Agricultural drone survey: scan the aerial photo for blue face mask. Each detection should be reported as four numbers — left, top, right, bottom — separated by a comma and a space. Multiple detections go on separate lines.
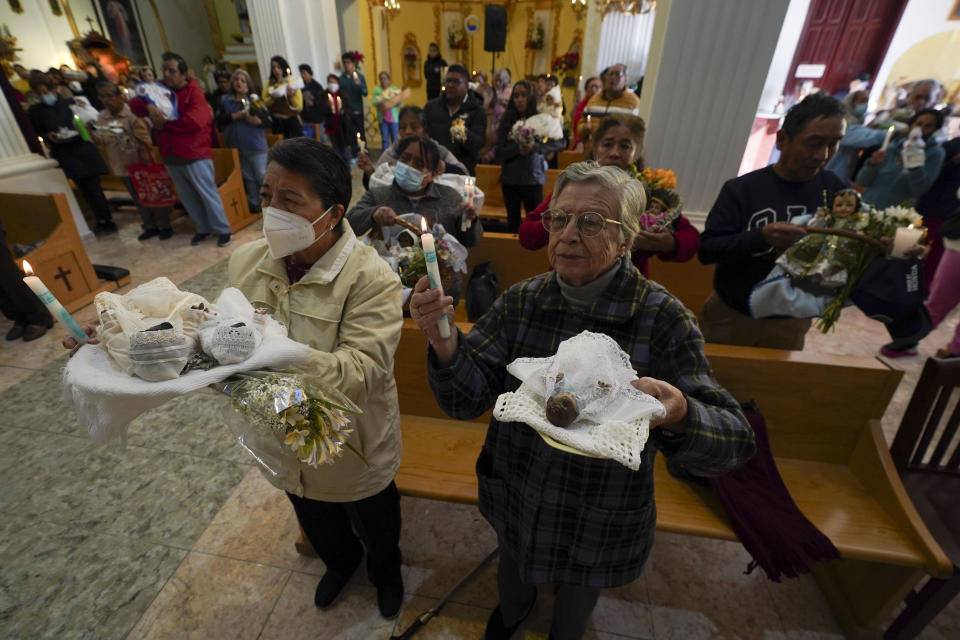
41, 93, 57, 106
853, 102, 867, 116
394, 161, 425, 193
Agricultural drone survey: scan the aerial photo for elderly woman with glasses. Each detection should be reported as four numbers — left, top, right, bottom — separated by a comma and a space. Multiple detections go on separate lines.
409, 162, 755, 640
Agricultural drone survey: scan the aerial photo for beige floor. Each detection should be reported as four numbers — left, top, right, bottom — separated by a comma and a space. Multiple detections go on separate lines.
2, 197, 959, 639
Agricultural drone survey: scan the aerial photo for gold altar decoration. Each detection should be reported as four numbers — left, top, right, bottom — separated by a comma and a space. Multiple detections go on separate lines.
595, 0, 656, 16
401, 32, 422, 87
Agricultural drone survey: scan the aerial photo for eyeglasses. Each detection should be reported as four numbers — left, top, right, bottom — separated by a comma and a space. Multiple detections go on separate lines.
605, 71, 626, 78
542, 209, 622, 237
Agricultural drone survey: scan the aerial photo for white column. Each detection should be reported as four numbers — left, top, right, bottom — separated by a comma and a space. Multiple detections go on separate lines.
639, 0, 792, 225
248, 0, 343, 86
0, 90, 94, 241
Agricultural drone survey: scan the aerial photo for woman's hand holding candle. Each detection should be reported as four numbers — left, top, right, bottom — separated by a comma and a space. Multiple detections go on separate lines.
62, 324, 100, 357
419, 218, 451, 339
410, 277, 456, 365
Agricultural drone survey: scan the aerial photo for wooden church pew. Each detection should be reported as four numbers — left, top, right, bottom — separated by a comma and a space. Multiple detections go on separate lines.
0, 191, 124, 312
389, 319, 951, 638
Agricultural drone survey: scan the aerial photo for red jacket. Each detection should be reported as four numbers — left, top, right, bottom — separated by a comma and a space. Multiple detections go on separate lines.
517, 192, 701, 278
152, 78, 214, 161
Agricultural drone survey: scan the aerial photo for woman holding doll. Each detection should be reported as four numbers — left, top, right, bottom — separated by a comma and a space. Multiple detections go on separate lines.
495, 80, 568, 233
65, 139, 406, 620
518, 114, 700, 278
410, 162, 754, 640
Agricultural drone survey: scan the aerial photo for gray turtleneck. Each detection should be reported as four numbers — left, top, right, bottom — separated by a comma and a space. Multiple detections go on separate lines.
556, 256, 626, 310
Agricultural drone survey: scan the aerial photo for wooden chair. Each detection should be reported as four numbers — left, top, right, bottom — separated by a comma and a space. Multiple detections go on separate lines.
885, 357, 960, 639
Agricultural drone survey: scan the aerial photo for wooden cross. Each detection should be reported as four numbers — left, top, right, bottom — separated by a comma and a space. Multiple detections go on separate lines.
54, 265, 73, 291
231, 198, 239, 216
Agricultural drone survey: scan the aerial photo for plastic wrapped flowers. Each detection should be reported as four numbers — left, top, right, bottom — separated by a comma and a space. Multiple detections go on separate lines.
221, 371, 364, 469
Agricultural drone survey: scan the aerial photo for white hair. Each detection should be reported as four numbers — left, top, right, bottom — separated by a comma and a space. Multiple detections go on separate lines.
552, 161, 646, 245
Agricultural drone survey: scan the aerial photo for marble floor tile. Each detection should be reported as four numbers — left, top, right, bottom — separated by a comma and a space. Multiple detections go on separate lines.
399, 497, 500, 609
589, 577, 655, 638
0, 512, 186, 640
125, 390, 253, 465
0, 364, 35, 392
0, 426, 249, 549
762, 573, 844, 638
193, 467, 323, 573
126, 551, 288, 640
0, 361, 81, 434
258, 570, 395, 640
644, 532, 787, 640
390, 595, 492, 640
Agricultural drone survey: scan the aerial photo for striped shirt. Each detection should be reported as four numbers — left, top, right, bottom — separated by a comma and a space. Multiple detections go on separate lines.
428, 264, 756, 587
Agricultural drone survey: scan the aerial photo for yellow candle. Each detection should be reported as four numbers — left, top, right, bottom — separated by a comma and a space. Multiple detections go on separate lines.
21, 260, 88, 342
420, 218, 450, 338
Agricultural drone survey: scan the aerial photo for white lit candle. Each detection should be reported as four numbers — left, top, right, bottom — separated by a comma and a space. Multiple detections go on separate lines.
461, 177, 475, 232
890, 225, 924, 258
21, 260, 88, 343
880, 125, 895, 151
420, 218, 451, 338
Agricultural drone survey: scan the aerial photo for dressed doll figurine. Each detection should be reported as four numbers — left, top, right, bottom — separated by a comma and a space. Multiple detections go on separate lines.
638, 187, 681, 232
776, 188, 864, 289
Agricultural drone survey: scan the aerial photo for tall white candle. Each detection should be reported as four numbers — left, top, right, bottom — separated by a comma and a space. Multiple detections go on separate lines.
461, 177, 475, 232
21, 260, 88, 343
419, 220, 451, 338
880, 125, 895, 151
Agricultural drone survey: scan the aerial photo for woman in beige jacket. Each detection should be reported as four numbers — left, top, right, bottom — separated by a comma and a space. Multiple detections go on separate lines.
228, 138, 405, 618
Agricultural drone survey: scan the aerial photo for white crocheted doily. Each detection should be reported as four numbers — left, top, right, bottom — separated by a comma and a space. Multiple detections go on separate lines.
493, 331, 665, 471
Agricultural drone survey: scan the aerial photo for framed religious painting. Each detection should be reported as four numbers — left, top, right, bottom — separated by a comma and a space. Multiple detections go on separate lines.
92, 0, 151, 66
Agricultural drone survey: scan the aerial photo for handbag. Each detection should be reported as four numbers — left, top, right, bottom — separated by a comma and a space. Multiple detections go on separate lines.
126, 148, 178, 208
465, 261, 499, 322
850, 255, 923, 323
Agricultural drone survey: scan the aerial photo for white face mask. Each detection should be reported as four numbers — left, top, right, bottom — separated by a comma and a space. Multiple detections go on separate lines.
327, 82, 339, 94
261, 205, 335, 259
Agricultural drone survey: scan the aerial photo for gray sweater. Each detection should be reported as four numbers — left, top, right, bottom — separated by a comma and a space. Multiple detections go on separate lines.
346, 181, 483, 247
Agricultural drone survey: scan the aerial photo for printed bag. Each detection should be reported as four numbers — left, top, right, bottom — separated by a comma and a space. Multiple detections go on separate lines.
126, 149, 178, 208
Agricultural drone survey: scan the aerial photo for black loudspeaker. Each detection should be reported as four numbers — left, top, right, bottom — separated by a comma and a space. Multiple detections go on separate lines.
484, 5, 507, 52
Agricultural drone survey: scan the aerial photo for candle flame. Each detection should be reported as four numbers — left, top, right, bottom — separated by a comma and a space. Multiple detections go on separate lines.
22, 260, 33, 275
421, 217, 428, 232
908, 224, 915, 230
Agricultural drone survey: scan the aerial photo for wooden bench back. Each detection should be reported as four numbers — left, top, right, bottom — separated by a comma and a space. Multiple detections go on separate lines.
475, 164, 502, 209
557, 150, 583, 170
464, 232, 548, 294
0, 191, 113, 311
394, 320, 902, 463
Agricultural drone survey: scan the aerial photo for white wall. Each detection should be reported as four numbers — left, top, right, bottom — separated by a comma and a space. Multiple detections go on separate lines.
756, 0, 811, 114
869, 0, 960, 108
248, 0, 342, 86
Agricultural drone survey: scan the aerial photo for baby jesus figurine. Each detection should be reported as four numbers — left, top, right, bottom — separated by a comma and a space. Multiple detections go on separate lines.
776, 189, 864, 289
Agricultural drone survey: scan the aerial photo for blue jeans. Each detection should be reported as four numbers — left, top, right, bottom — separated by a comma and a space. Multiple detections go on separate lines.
239, 151, 267, 210
164, 159, 231, 235
380, 120, 399, 147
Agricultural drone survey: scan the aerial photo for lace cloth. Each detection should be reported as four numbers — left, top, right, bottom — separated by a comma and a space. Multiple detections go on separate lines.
493, 331, 665, 470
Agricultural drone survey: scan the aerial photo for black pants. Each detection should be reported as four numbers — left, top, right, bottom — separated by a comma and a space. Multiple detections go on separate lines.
73, 175, 112, 223
0, 223, 51, 327
502, 183, 543, 234
274, 116, 302, 139
287, 482, 402, 587
497, 544, 600, 640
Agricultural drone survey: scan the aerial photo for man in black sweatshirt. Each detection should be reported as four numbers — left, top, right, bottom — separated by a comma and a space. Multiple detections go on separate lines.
422, 64, 486, 176
698, 94, 848, 350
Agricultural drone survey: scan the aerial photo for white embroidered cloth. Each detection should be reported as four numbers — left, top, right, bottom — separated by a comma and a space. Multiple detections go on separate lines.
493, 331, 665, 470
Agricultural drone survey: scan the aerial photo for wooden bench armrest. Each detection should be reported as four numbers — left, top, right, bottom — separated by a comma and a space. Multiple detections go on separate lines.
851, 420, 953, 578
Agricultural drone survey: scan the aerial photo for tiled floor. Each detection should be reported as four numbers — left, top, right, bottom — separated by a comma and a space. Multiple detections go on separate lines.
1, 182, 959, 639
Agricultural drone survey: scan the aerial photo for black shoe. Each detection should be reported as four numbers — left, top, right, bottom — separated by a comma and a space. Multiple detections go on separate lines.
5, 323, 25, 341
484, 601, 536, 640
158, 229, 174, 240
94, 220, 118, 235
21, 324, 51, 342
314, 558, 361, 610
138, 228, 160, 241
376, 581, 404, 620
190, 233, 209, 246
217, 233, 232, 247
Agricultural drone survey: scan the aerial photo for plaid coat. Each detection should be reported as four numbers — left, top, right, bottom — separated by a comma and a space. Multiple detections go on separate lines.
428, 261, 756, 587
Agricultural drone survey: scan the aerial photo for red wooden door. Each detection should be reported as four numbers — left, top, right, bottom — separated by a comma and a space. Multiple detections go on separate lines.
785, 0, 906, 97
